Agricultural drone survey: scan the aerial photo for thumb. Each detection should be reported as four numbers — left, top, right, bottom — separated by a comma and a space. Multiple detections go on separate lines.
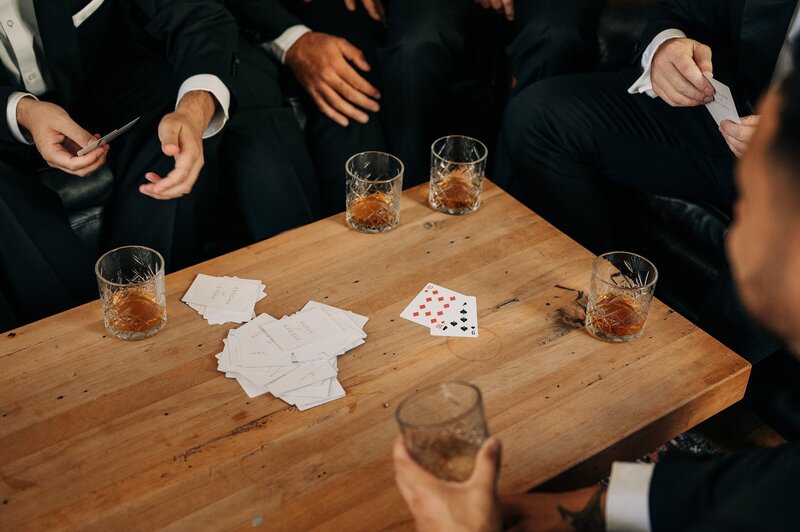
741, 114, 760, 126
56, 115, 95, 148
158, 115, 181, 157
469, 437, 502, 488
693, 42, 713, 77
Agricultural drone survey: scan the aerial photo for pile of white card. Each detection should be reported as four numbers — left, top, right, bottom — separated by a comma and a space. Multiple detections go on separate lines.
215, 300, 368, 411
400, 282, 478, 337
182, 274, 267, 325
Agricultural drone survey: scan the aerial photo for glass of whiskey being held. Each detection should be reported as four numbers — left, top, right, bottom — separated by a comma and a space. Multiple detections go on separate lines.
395, 381, 490, 482
429, 135, 488, 215
585, 251, 658, 343
95, 245, 167, 340
345, 151, 404, 233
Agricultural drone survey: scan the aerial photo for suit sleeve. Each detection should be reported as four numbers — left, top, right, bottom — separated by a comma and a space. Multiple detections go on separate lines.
637, 0, 740, 59
649, 441, 800, 531
132, 0, 239, 108
0, 87, 20, 144
224, 0, 303, 42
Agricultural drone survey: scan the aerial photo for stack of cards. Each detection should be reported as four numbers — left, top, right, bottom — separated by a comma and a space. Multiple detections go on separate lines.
400, 283, 478, 337
215, 300, 368, 411
182, 274, 267, 325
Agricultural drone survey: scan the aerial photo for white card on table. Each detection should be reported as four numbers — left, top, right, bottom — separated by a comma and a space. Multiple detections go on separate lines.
267, 360, 338, 396
259, 307, 343, 351
182, 274, 262, 314
705, 76, 741, 126
431, 296, 479, 337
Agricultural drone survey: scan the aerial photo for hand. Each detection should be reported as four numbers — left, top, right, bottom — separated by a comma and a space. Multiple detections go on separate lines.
475, 0, 514, 21
502, 486, 607, 531
651, 38, 715, 107
139, 91, 216, 200
393, 437, 502, 532
720, 115, 760, 158
17, 99, 109, 177
285, 32, 381, 127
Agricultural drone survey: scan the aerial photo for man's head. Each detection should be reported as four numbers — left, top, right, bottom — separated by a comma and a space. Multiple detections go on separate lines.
727, 48, 800, 353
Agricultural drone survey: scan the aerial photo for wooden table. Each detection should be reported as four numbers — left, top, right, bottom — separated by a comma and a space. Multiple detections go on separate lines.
0, 182, 749, 530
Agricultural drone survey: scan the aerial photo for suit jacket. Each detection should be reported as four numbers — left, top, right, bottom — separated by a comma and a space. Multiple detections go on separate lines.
649, 440, 800, 531
224, 0, 301, 42
0, 0, 239, 144
639, 0, 797, 114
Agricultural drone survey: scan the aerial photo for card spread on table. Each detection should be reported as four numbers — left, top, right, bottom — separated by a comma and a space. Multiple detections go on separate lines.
215, 300, 368, 411
182, 274, 267, 324
400, 283, 478, 337
705, 76, 741, 126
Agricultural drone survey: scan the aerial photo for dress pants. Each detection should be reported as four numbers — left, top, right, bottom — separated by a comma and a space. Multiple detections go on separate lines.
496, 69, 776, 362
281, 1, 387, 216
380, 0, 606, 185
0, 61, 219, 331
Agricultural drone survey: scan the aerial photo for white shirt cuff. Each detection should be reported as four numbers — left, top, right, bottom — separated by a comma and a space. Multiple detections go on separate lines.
6, 91, 38, 145
627, 29, 687, 98
263, 25, 312, 64
176, 74, 230, 139
605, 461, 655, 532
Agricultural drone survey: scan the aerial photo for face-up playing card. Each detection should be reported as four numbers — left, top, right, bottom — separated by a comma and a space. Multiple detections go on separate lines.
400, 283, 469, 328
431, 296, 478, 337
704, 76, 741, 126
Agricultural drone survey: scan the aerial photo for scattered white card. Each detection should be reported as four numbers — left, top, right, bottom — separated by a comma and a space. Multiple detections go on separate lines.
705, 76, 741, 126
215, 301, 367, 411
183, 274, 266, 324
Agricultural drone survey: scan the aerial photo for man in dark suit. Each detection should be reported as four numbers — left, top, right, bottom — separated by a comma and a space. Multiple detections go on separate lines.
496, 0, 799, 362
393, 42, 800, 531
379, 0, 607, 185
225, 0, 386, 215
0, 0, 317, 331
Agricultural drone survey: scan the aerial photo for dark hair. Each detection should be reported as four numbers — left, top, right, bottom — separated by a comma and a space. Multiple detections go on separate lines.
773, 39, 800, 170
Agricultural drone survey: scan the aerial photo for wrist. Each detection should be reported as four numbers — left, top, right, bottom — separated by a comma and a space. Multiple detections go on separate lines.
176, 90, 216, 131
284, 31, 313, 67
16, 97, 36, 131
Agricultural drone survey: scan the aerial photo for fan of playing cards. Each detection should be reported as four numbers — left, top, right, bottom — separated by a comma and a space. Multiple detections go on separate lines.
182, 274, 267, 325
400, 283, 478, 337
215, 300, 368, 411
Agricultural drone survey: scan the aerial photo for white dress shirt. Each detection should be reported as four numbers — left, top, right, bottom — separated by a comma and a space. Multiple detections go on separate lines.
605, 461, 656, 531
627, 28, 688, 97
264, 24, 312, 64
0, 0, 230, 145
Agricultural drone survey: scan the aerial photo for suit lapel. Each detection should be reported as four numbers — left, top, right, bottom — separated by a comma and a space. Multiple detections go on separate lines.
738, 0, 797, 106
33, 0, 82, 104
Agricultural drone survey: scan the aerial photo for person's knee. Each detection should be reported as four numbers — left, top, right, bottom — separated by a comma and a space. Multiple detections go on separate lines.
385, 19, 465, 69
501, 81, 566, 162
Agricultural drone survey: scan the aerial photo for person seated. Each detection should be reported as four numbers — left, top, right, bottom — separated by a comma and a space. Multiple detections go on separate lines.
225, 0, 386, 215
0, 0, 317, 331
495, 0, 799, 362
394, 44, 800, 530
380, 0, 607, 184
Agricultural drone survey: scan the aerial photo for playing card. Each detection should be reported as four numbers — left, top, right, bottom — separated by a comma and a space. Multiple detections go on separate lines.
400, 283, 469, 328
301, 300, 369, 330
704, 76, 741, 126
77, 117, 140, 156
290, 380, 347, 411
259, 307, 343, 351
182, 274, 262, 314
431, 296, 478, 337
267, 360, 338, 396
